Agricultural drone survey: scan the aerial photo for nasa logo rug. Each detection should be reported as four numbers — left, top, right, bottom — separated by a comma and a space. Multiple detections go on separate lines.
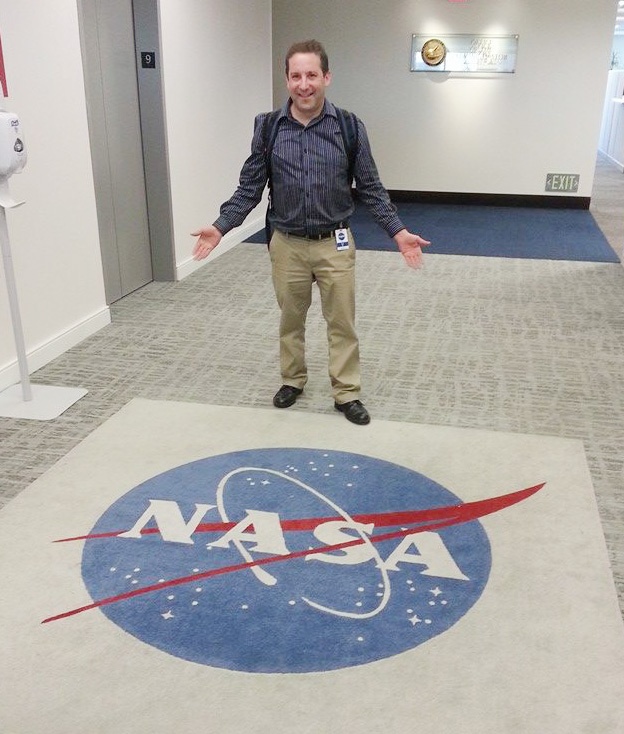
58, 449, 539, 673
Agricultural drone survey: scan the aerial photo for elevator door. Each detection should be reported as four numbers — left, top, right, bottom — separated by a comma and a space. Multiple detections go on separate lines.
78, 0, 152, 303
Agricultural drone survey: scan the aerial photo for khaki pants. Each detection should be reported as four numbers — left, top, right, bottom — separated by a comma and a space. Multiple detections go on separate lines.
269, 229, 360, 404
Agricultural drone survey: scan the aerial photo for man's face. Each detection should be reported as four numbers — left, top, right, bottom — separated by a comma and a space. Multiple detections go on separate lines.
286, 52, 331, 120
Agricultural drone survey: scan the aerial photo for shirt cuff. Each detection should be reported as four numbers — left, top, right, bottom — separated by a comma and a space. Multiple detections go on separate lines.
212, 217, 231, 236
387, 219, 406, 238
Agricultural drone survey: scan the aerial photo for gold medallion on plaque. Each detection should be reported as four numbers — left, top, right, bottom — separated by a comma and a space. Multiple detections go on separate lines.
421, 38, 447, 67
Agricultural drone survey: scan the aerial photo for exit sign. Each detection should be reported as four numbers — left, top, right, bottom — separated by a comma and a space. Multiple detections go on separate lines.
545, 173, 580, 192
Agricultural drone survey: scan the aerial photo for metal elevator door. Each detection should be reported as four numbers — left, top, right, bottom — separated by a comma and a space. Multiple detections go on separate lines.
78, 0, 152, 304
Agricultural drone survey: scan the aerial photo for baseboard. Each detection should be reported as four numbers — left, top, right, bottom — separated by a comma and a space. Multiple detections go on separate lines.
177, 215, 265, 281
386, 190, 591, 210
0, 306, 111, 392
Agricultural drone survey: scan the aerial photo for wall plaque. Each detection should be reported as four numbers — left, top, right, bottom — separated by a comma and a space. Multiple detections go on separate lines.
411, 34, 519, 74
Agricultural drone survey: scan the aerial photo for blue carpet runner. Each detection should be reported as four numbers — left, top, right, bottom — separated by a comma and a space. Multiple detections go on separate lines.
245, 202, 619, 263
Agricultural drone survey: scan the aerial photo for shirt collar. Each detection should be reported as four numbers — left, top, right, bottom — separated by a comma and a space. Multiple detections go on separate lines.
282, 98, 335, 123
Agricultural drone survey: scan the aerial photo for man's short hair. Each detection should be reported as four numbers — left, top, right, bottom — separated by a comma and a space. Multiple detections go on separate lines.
285, 40, 329, 76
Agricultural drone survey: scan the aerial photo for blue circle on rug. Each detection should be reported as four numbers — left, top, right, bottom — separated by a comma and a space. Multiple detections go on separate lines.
82, 449, 491, 673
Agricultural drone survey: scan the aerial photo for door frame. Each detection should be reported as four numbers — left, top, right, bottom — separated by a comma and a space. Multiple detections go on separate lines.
76, 0, 175, 304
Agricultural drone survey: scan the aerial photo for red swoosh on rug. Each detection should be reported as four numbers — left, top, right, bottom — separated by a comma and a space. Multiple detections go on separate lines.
42, 483, 544, 624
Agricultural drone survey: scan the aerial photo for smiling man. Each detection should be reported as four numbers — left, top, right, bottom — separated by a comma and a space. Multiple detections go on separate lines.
192, 40, 429, 425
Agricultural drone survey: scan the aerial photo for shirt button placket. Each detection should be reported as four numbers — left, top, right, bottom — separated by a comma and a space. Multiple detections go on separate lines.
302, 129, 312, 226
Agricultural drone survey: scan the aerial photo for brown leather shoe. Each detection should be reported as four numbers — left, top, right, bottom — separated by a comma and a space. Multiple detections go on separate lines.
334, 400, 370, 425
273, 385, 303, 408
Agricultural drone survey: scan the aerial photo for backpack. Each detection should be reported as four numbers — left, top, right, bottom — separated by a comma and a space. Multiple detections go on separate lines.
262, 107, 359, 245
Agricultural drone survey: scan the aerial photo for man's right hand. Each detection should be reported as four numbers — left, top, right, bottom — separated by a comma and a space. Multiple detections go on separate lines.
191, 225, 223, 260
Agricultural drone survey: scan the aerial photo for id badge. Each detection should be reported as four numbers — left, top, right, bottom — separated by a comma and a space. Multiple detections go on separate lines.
335, 228, 350, 251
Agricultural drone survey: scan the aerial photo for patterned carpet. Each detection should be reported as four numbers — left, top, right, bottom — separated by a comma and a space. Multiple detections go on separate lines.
1, 243, 623, 621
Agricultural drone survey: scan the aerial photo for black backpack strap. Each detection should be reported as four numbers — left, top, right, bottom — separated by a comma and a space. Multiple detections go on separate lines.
262, 110, 282, 197
335, 107, 359, 186
262, 110, 282, 246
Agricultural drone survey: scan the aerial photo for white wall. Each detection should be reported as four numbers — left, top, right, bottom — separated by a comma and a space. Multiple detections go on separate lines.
0, 0, 273, 390
0, 0, 109, 390
272, 0, 616, 198
161, 0, 272, 279
599, 69, 624, 169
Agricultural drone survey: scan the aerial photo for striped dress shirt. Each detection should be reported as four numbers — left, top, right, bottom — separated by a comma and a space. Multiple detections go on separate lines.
213, 100, 405, 239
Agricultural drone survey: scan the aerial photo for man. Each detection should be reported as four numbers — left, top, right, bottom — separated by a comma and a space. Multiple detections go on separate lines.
192, 40, 429, 425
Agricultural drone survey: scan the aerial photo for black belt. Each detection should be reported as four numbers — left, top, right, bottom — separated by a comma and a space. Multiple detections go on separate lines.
282, 222, 349, 240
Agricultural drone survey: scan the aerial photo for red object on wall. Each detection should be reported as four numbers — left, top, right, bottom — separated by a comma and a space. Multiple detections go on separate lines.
0, 33, 8, 97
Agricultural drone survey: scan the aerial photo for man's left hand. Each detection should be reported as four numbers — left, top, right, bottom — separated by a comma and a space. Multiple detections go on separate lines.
393, 229, 431, 270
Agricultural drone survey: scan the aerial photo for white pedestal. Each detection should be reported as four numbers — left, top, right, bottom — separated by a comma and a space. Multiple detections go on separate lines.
0, 383, 88, 420
0, 178, 88, 421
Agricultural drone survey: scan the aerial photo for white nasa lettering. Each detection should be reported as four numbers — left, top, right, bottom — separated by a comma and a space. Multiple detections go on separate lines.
306, 521, 375, 564
119, 500, 469, 581
209, 509, 290, 556
118, 500, 216, 544
383, 531, 469, 580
